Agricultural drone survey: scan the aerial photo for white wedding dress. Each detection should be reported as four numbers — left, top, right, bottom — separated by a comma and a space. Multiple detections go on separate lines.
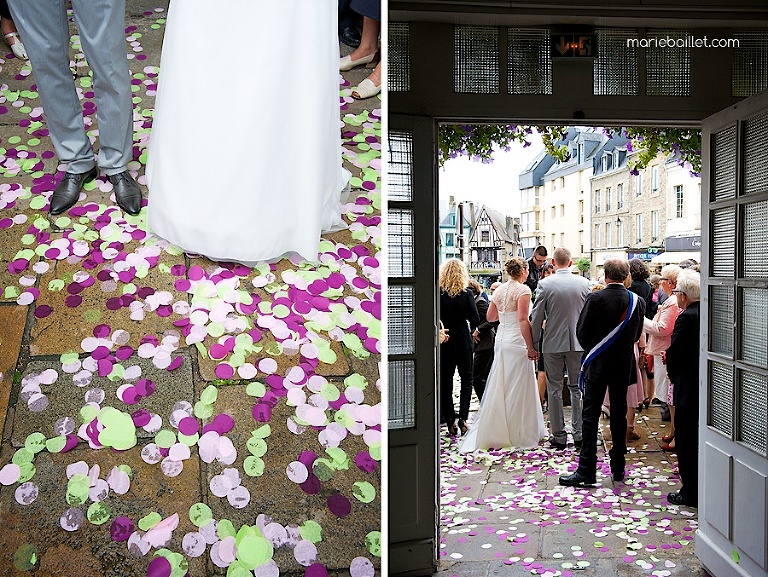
146, 0, 350, 264
460, 281, 548, 453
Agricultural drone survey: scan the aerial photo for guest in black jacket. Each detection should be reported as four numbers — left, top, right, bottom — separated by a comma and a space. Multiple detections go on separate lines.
560, 259, 645, 486
629, 258, 655, 319
469, 280, 498, 402
439, 259, 480, 436
665, 269, 701, 507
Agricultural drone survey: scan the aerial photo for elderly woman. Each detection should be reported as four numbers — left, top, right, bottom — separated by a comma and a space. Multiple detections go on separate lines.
643, 264, 682, 448
665, 269, 701, 507
439, 259, 480, 436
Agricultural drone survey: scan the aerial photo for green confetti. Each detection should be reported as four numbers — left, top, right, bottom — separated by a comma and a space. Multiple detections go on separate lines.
246, 437, 267, 457
45, 435, 67, 453
12, 448, 34, 465
352, 481, 376, 503
246, 381, 266, 397
299, 520, 323, 543
12, 544, 38, 571
243, 456, 264, 477
194, 401, 214, 419
154, 429, 176, 448
200, 385, 218, 404
251, 424, 271, 438
87, 501, 111, 525
138, 511, 162, 531
365, 531, 382, 557
235, 525, 273, 570
24, 433, 46, 454
189, 502, 213, 528
313, 459, 335, 481
66, 474, 90, 506
217, 518, 236, 540
732, 549, 740, 563
17, 462, 35, 483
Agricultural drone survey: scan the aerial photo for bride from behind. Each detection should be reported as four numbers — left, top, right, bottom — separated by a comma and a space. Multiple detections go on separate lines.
460, 257, 548, 453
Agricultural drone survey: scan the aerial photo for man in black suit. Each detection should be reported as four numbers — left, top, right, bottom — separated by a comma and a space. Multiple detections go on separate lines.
560, 259, 645, 486
469, 281, 498, 401
665, 269, 701, 507
525, 246, 548, 294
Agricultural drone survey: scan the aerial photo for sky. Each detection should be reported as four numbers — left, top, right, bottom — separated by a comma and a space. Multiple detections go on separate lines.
438, 132, 544, 220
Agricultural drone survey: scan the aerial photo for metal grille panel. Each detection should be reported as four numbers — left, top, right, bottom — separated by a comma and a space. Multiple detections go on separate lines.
389, 22, 410, 92
709, 285, 734, 357
709, 362, 734, 437
387, 131, 413, 202
733, 30, 768, 97
454, 26, 499, 93
388, 209, 415, 278
744, 200, 768, 278
508, 28, 552, 95
594, 28, 638, 95
388, 286, 415, 355
738, 371, 767, 455
389, 360, 416, 429
711, 207, 736, 278
743, 110, 768, 196
646, 30, 690, 96
741, 288, 768, 368
713, 127, 736, 201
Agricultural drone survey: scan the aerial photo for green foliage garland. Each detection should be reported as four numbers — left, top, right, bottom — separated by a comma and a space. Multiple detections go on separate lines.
438, 125, 701, 176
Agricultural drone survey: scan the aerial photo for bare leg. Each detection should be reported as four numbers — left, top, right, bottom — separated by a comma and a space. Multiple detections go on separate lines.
626, 407, 640, 440
349, 16, 379, 61
537, 370, 547, 404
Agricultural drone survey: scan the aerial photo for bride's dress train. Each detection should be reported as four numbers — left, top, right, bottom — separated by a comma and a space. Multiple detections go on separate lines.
146, 0, 350, 264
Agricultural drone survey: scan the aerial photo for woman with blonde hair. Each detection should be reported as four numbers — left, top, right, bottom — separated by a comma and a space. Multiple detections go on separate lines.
460, 257, 547, 453
439, 259, 480, 436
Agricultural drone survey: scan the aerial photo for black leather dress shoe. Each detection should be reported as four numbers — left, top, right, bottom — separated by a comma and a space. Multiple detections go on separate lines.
574, 439, 583, 450
612, 469, 625, 482
667, 492, 696, 507
559, 471, 597, 487
108, 171, 142, 215
49, 166, 98, 215
549, 437, 567, 450
340, 26, 362, 48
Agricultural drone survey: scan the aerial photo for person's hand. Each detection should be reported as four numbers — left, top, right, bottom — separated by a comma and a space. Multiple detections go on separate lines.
527, 347, 539, 361
661, 351, 667, 365
638, 353, 646, 369
472, 329, 480, 343
439, 327, 449, 344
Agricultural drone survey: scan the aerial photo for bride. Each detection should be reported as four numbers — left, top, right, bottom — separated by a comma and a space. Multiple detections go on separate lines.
460, 257, 548, 453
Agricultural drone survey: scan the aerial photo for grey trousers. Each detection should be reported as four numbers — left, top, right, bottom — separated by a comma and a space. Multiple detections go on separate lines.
543, 351, 583, 443
7, 0, 132, 174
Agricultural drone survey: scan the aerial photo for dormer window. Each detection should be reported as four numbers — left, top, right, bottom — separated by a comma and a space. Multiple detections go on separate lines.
578, 143, 584, 163
601, 156, 607, 172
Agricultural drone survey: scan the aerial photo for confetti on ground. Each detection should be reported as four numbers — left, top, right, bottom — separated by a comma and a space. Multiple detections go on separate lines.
0, 7, 380, 575
438, 390, 703, 576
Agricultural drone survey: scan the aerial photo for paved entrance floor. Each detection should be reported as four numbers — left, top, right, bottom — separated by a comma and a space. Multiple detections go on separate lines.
0, 3, 380, 576
439, 395, 708, 577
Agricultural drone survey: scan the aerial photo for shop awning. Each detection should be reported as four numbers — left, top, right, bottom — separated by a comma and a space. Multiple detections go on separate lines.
650, 251, 701, 264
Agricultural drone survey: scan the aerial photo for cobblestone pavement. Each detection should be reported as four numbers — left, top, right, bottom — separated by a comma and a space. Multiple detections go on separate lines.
439, 382, 707, 577
0, 3, 380, 576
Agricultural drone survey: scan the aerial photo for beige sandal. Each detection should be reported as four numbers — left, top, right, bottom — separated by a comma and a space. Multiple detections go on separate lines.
352, 77, 381, 100
4, 32, 27, 59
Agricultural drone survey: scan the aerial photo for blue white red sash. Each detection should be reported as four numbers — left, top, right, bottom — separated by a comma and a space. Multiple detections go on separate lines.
578, 291, 637, 391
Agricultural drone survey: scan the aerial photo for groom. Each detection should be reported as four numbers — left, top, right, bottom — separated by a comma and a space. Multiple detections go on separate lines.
530, 247, 591, 450
7, 0, 142, 216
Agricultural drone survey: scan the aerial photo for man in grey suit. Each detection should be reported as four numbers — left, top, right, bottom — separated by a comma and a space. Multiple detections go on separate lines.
530, 247, 591, 449
8, 0, 142, 216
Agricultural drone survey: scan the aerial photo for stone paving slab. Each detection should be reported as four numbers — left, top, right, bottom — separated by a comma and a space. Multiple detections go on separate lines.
29, 249, 187, 356
0, 446, 204, 577
0, 305, 26, 429
12, 352, 194, 446
203, 385, 381, 573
